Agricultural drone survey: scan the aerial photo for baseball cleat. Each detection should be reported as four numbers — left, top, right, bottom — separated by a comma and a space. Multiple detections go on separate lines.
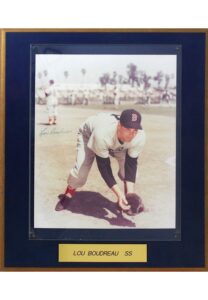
55, 187, 76, 211
55, 197, 65, 211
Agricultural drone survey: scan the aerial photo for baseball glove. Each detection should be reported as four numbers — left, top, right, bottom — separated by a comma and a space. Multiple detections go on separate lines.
125, 193, 144, 216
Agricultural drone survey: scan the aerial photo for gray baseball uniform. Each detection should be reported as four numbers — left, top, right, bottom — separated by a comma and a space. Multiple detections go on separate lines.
45, 84, 58, 117
67, 113, 145, 189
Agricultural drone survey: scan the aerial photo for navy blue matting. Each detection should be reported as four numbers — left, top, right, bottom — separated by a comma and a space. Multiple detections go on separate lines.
4, 32, 205, 268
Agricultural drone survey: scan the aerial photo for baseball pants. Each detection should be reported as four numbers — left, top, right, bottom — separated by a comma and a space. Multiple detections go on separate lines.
47, 104, 58, 117
67, 130, 126, 189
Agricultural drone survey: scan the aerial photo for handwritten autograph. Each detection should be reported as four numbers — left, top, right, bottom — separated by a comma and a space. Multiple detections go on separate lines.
39, 127, 71, 137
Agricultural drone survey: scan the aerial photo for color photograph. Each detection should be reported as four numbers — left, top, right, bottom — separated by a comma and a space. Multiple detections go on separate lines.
34, 51, 177, 230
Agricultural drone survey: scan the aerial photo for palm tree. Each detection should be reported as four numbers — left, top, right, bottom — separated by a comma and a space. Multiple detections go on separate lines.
81, 68, 86, 86
118, 75, 123, 84
110, 71, 117, 85
43, 69, 48, 77
153, 71, 164, 88
99, 73, 110, 89
64, 70, 69, 81
164, 74, 170, 90
42, 69, 49, 89
142, 72, 152, 91
127, 63, 139, 87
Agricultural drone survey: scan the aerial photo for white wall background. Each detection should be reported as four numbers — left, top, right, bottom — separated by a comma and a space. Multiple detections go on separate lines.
0, 0, 207, 299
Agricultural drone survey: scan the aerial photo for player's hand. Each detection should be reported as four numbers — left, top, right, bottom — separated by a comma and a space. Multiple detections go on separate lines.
117, 194, 131, 211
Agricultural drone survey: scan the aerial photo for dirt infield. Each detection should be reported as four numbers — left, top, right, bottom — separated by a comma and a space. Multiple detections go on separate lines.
34, 104, 176, 229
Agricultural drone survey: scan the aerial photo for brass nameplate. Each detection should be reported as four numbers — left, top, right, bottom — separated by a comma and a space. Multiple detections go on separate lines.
59, 244, 147, 262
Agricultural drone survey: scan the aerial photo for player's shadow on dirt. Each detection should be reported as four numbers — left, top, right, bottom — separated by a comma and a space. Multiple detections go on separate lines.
57, 191, 136, 228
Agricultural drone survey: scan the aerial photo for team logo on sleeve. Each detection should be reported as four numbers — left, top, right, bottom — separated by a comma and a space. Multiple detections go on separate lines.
132, 113, 138, 122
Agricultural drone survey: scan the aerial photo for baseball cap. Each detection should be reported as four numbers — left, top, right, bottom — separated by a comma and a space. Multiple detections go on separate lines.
120, 109, 142, 129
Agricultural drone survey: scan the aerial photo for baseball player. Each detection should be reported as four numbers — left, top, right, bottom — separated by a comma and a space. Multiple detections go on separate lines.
55, 109, 146, 211
45, 79, 58, 125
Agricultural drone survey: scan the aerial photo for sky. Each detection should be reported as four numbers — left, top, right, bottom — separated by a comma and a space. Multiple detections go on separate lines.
35, 54, 177, 88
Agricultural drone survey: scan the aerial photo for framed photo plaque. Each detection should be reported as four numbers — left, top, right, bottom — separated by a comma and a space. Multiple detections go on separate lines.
0, 29, 207, 270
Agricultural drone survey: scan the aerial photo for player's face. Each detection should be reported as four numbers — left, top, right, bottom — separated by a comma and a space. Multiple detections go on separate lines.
117, 124, 138, 142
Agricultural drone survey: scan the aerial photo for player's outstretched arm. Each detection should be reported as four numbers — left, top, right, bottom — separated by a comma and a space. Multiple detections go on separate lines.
124, 181, 134, 194
95, 155, 130, 211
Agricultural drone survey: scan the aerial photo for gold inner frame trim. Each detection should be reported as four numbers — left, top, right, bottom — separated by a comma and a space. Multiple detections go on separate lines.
0, 29, 5, 270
